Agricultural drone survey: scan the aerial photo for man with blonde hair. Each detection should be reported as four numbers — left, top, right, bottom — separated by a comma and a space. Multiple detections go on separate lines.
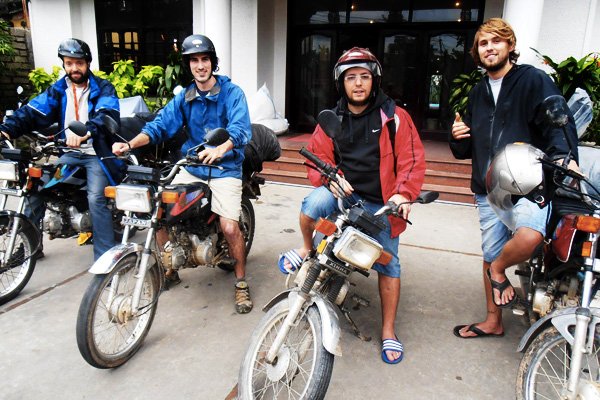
450, 18, 578, 338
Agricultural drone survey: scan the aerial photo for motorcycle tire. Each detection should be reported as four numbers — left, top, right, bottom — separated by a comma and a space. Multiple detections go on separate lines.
76, 253, 160, 368
238, 298, 334, 400
516, 326, 600, 399
0, 216, 38, 305
217, 196, 255, 272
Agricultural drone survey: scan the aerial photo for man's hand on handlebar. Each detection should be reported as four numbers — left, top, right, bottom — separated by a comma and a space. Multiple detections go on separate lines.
329, 177, 353, 199
555, 158, 584, 176
197, 140, 233, 165
112, 142, 130, 156
389, 194, 411, 219
66, 133, 91, 148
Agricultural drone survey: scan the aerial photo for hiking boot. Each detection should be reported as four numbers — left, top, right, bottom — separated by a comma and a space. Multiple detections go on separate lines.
235, 281, 253, 314
165, 270, 181, 289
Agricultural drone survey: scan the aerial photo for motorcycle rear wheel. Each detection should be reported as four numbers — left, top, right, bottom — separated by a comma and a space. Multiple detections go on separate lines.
517, 326, 600, 399
76, 254, 159, 368
0, 217, 38, 305
238, 298, 334, 400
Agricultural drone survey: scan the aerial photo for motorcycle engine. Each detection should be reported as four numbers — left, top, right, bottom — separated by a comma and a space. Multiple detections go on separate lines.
532, 278, 580, 317
69, 206, 92, 232
160, 233, 217, 269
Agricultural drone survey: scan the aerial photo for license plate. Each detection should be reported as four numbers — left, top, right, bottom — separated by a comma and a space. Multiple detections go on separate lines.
321, 256, 352, 277
121, 216, 152, 228
0, 188, 22, 196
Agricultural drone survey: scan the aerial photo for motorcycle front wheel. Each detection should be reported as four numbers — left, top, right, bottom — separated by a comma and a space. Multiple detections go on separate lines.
517, 326, 600, 399
0, 217, 38, 305
76, 253, 160, 368
238, 298, 334, 400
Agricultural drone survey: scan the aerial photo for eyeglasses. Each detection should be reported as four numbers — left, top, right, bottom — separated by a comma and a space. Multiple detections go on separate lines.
344, 74, 373, 82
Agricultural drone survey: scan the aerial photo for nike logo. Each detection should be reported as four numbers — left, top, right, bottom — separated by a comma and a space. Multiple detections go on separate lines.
372, 129, 381, 133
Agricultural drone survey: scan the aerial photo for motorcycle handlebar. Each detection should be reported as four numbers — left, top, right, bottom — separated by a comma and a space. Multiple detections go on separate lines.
300, 147, 328, 171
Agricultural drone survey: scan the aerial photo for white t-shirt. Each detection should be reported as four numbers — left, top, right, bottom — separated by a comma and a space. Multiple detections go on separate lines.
489, 76, 503, 105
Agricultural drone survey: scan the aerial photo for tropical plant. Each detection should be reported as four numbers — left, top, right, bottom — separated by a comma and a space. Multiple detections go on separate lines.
0, 20, 17, 76
155, 48, 190, 109
533, 49, 600, 143
448, 68, 485, 118
28, 66, 62, 98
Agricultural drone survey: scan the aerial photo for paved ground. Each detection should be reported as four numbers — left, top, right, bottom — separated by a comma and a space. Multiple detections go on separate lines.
0, 183, 529, 400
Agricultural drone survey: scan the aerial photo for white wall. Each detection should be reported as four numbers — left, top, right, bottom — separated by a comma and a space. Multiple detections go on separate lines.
231, 0, 258, 97
537, 0, 595, 62
29, 0, 99, 72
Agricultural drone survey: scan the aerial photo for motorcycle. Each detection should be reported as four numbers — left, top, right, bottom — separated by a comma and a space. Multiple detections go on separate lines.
0, 120, 89, 305
485, 96, 600, 399
237, 110, 438, 400
75, 125, 274, 369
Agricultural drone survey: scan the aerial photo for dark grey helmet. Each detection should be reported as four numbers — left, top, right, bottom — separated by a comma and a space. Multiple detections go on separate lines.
58, 38, 92, 63
181, 34, 219, 72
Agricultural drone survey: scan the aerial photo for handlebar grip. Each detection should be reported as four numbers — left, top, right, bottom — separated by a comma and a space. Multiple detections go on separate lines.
299, 147, 328, 170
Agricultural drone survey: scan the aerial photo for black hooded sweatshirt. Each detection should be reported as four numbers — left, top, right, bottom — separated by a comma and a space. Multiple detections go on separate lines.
333, 89, 394, 203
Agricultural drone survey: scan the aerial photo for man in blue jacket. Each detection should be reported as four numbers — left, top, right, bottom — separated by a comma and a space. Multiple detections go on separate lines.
113, 34, 253, 313
1, 38, 124, 261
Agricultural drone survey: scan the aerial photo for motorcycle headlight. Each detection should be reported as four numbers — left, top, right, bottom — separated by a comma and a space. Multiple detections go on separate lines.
332, 227, 382, 270
115, 184, 153, 213
0, 161, 19, 181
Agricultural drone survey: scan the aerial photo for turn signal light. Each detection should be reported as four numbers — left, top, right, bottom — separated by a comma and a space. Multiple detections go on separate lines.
376, 251, 393, 266
315, 218, 337, 236
104, 186, 116, 198
27, 167, 42, 178
582, 242, 593, 257
162, 191, 179, 204
575, 216, 600, 233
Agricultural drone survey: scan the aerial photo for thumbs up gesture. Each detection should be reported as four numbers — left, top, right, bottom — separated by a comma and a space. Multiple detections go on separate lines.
451, 112, 470, 140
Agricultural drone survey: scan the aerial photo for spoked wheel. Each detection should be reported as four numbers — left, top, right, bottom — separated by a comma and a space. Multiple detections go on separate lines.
238, 298, 334, 400
517, 326, 600, 399
76, 254, 160, 368
217, 196, 255, 272
0, 217, 38, 305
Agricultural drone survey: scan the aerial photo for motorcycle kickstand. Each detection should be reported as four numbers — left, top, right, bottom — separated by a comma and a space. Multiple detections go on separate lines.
339, 305, 371, 342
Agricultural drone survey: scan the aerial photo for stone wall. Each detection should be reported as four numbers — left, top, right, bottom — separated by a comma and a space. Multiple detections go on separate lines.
0, 27, 34, 118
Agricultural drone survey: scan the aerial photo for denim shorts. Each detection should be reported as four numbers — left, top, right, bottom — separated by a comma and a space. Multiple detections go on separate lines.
301, 186, 401, 278
475, 194, 549, 263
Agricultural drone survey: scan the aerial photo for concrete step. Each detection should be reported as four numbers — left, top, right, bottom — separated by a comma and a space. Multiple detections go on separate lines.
424, 169, 471, 188
422, 183, 475, 204
426, 158, 472, 174
263, 157, 306, 173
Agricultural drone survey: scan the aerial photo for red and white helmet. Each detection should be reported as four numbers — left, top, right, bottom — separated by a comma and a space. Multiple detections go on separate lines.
333, 47, 382, 96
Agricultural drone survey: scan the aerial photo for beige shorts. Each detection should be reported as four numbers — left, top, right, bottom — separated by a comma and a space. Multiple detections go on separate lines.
171, 168, 242, 221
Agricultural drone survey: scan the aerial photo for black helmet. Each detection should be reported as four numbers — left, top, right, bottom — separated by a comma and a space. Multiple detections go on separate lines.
181, 34, 219, 72
58, 38, 92, 63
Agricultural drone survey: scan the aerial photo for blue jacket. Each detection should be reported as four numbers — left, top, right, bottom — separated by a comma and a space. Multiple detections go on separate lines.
1, 73, 125, 185
142, 75, 251, 180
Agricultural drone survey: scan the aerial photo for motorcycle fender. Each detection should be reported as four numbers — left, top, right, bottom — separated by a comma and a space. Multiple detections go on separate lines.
517, 307, 600, 352
262, 288, 343, 357
0, 210, 42, 249
88, 243, 142, 274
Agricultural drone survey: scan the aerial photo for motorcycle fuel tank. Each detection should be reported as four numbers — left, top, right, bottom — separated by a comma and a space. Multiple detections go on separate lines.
165, 182, 212, 225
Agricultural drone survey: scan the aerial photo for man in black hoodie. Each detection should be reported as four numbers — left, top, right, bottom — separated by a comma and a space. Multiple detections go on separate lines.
279, 47, 426, 363
450, 18, 579, 339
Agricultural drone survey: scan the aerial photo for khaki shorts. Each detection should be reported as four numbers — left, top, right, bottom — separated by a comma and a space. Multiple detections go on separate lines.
171, 168, 242, 221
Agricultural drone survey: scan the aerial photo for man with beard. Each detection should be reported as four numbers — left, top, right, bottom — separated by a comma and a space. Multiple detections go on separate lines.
450, 19, 579, 338
278, 47, 426, 363
1, 38, 123, 261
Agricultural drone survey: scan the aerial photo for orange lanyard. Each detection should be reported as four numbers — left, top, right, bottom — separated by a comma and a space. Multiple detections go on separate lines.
72, 83, 87, 121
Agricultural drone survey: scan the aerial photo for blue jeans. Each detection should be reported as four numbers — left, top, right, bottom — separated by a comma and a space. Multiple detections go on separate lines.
26, 152, 115, 261
475, 194, 549, 263
301, 186, 401, 278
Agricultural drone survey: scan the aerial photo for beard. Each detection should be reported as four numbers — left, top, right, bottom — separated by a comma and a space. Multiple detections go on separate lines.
482, 53, 511, 73
68, 70, 90, 85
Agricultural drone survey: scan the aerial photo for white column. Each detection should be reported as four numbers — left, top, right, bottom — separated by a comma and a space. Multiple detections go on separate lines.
503, 0, 545, 66
231, 0, 258, 96
202, 0, 232, 77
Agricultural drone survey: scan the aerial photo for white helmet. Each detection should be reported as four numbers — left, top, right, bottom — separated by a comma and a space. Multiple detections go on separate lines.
486, 143, 547, 211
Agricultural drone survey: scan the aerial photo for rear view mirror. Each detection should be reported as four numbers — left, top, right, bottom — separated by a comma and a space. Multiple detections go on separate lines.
67, 121, 88, 137
417, 191, 439, 204
317, 110, 342, 140
204, 128, 230, 146
540, 95, 570, 128
101, 115, 120, 136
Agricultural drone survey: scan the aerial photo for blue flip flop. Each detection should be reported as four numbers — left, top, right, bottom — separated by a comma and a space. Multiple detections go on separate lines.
382, 335, 404, 364
278, 250, 303, 274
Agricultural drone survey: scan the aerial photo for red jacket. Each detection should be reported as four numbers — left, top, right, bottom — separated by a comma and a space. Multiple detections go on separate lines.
307, 106, 426, 237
